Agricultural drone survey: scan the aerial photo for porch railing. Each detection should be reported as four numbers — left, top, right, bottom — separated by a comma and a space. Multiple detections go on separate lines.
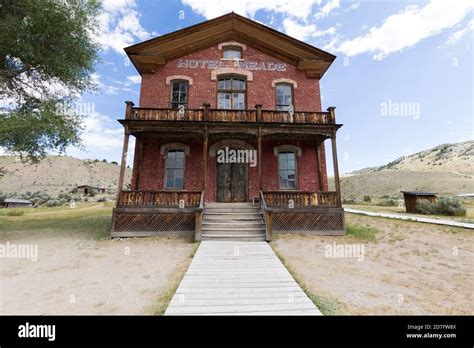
262, 191, 338, 207
117, 190, 202, 207
125, 102, 334, 125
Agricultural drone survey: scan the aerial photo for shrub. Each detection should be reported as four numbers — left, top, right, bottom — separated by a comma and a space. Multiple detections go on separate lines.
363, 195, 371, 202
378, 198, 398, 206
6, 209, 24, 216
416, 197, 466, 216
45, 199, 61, 207
342, 197, 360, 204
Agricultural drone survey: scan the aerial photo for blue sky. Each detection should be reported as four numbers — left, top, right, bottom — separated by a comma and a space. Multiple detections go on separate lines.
67, 0, 473, 174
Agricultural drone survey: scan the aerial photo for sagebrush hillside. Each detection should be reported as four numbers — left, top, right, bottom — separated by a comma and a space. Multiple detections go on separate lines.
341, 141, 474, 198
0, 156, 132, 195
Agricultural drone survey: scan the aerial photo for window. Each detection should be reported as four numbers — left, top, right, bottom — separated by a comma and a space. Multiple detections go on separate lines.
278, 151, 297, 189
217, 77, 246, 110
276, 83, 293, 111
222, 47, 242, 59
164, 150, 185, 189
170, 80, 188, 108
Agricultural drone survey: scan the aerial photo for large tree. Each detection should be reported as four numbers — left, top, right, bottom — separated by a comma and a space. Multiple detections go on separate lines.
0, 0, 101, 161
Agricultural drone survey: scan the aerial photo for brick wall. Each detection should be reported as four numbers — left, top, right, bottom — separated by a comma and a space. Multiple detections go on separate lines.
130, 40, 330, 200
131, 135, 329, 202
139, 43, 322, 111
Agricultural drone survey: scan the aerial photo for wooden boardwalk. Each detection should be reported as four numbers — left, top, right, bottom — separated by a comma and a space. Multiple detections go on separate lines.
165, 241, 321, 315
345, 208, 474, 229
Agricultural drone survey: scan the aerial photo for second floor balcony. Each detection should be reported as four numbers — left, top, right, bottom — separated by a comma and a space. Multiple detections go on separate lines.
124, 101, 337, 125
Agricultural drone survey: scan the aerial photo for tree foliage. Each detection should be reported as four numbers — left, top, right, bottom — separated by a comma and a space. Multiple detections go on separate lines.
0, 0, 101, 161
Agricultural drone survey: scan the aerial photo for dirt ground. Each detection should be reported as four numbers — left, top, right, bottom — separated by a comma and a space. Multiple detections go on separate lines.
271, 213, 474, 315
0, 235, 194, 315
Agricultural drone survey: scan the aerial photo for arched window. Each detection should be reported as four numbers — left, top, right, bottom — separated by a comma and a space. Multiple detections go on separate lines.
276, 83, 293, 111
164, 149, 185, 189
217, 76, 246, 110
278, 151, 297, 189
170, 80, 188, 109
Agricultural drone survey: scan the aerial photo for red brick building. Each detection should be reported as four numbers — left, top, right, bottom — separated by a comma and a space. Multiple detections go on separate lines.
112, 13, 344, 240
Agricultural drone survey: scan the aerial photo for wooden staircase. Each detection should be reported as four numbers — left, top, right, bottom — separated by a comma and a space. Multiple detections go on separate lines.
201, 203, 266, 241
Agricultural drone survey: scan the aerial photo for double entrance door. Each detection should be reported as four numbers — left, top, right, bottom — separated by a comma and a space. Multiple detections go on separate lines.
216, 161, 247, 202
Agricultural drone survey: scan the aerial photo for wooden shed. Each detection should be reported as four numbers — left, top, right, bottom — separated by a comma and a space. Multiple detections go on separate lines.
401, 191, 437, 214
3, 198, 33, 209
76, 185, 106, 196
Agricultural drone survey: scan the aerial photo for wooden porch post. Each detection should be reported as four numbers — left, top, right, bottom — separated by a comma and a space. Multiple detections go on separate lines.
202, 126, 209, 194
135, 134, 144, 190
331, 131, 342, 208
258, 129, 262, 191
316, 138, 323, 191
116, 126, 130, 203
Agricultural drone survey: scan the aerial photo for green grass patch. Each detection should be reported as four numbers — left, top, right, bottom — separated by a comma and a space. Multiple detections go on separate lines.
153, 242, 200, 315
0, 204, 113, 240
346, 224, 380, 241
6, 209, 25, 216
272, 246, 345, 315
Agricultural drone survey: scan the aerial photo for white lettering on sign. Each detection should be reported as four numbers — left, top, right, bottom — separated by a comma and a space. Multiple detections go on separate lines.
176, 59, 287, 71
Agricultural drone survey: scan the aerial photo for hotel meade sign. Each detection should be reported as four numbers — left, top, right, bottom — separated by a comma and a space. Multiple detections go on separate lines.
176, 59, 287, 71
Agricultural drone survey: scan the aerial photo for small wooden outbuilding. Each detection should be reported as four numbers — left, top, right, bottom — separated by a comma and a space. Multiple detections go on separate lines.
401, 191, 437, 214
3, 198, 33, 209
76, 185, 106, 196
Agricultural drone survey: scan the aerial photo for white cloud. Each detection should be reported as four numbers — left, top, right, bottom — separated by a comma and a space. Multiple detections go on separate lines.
90, 73, 120, 95
126, 75, 141, 84
315, 0, 339, 19
335, 0, 474, 60
94, 0, 151, 55
283, 17, 336, 41
446, 19, 474, 45
181, 0, 321, 21
81, 111, 124, 151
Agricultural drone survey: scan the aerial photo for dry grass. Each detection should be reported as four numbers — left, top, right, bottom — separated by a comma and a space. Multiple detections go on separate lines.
271, 213, 474, 315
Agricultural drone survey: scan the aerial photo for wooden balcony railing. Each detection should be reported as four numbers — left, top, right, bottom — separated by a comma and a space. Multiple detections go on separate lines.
125, 102, 335, 125
117, 190, 202, 207
263, 191, 338, 207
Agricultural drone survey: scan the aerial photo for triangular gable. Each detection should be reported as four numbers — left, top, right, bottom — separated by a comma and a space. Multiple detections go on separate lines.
125, 12, 336, 79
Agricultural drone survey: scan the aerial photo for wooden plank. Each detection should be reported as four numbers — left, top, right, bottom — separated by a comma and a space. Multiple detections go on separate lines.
165, 241, 321, 315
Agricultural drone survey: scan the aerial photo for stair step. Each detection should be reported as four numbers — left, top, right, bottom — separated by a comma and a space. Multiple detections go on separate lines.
201, 234, 266, 241
202, 225, 265, 231
204, 208, 260, 213
202, 222, 264, 228
201, 205, 265, 241
203, 215, 263, 220
204, 212, 262, 216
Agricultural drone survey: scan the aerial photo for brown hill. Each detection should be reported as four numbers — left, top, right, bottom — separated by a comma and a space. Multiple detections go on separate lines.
341, 141, 474, 198
0, 156, 132, 195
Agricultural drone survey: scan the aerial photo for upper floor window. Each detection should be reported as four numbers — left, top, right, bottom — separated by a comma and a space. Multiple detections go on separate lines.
222, 46, 242, 59
278, 151, 297, 189
276, 83, 293, 111
164, 150, 185, 189
170, 80, 188, 109
217, 76, 246, 110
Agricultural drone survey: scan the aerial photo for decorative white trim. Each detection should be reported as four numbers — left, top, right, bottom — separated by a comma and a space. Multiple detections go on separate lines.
160, 143, 190, 156
273, 144, 302, 157
165, 75, 193, 86
211, 68, 253, 81
218, 41, 247, 51
271, 78, 297, 88
209, 139, 255, 157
